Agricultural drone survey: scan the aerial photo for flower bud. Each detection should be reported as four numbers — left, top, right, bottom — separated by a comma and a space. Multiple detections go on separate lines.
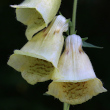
52, 34, 96, 82
11, 0, 61, 40
7, 15, 68, 85
46, 78, 107, 105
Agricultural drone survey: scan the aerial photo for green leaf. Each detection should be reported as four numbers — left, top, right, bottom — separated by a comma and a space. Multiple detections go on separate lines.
82, 41, 103, 49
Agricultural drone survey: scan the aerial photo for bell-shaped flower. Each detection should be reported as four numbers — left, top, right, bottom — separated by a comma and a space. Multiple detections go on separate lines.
11, 0, 61, 40
7, 15, 68, 85
46, 34, 107, 105
46, 78, 107, 105
52, 34, 96, 82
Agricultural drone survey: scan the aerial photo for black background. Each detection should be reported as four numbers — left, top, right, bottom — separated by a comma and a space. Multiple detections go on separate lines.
0, 0, 110, 110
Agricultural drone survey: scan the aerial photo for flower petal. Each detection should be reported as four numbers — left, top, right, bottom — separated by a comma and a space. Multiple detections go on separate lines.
11, 0, 61, 40
47, 78, 107, 105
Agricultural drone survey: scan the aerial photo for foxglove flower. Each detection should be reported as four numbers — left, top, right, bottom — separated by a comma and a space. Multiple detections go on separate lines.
7, 15, 68, 85
11, 0, 61, 40
46, 34, 107, 105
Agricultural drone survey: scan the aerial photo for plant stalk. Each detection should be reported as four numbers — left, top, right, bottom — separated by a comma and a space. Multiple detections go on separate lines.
63, 103, 70, 110
70, 0, 78, 35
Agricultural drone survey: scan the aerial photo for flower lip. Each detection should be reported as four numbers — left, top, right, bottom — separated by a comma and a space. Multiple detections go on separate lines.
46, 78, 107, 105
8, 53, 54, 85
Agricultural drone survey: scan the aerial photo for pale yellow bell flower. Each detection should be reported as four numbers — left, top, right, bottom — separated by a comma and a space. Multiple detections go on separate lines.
46, 78, 107, 105
7, 15, 68, 85
52, 34, 96, 82
11, 0, 61, 40
47, 34, 107, 105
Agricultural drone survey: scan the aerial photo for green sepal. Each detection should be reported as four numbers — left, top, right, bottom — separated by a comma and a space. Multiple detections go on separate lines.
59, 12, 63, 16
43, 93, 51, 96
82, 41, 103, 49
69, 20, 73, 27
82, 37, 88, 41
66, 19, 72, 35
74, 30, 77, 34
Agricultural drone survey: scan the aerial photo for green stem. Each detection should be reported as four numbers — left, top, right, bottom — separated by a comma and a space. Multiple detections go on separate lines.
63, 103, 70, 110
70, 0, 78, 35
